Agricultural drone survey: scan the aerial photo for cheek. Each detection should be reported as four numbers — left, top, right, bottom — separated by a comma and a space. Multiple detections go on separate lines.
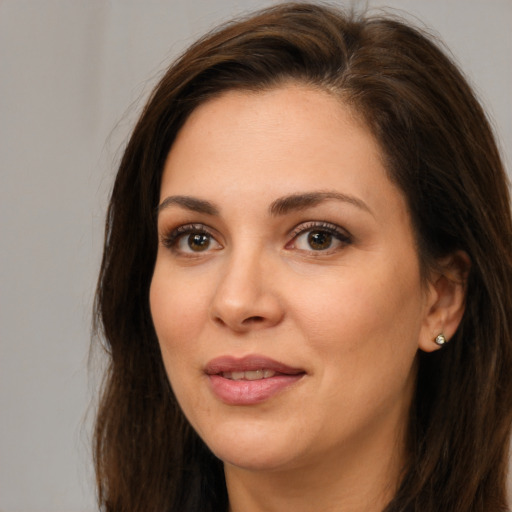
297, 267, 422, 339
290, 259, 424, 385
149, 267, 207, 363
149, 269, 210, 415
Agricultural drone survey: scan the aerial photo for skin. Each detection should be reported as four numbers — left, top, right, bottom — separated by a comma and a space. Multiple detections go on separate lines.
150, 84, 466, 512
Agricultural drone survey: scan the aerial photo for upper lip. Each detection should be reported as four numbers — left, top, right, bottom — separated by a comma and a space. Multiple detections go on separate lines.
204, 355, 305, 375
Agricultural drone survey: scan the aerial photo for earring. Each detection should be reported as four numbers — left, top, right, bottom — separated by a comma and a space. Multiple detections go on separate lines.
435, 334, 447, 346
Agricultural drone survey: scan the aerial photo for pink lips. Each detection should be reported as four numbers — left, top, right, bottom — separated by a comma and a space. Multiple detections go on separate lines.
205, 355, 305, 405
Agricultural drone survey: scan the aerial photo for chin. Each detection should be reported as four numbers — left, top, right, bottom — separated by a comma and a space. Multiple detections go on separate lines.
216, 446, 298, 473
197, 419, 304, 472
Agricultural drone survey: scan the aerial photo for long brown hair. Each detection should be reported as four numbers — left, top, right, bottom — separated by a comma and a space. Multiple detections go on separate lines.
93, 3, 512, 511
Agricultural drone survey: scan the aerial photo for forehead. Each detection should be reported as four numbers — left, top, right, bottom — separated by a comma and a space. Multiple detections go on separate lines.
160, 84, 407, 221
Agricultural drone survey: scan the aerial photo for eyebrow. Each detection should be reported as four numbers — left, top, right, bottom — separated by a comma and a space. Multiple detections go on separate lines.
157, 190, 372, 217
269, 191, 373, 217
157, 195, 219, 216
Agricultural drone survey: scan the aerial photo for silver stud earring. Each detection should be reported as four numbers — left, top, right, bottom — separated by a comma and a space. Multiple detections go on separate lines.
435, 334, 447, 346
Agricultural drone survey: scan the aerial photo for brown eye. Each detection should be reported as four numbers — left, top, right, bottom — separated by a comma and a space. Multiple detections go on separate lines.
289, 223, 351, 254
162, 223, 223, 255
187, 233, 211, 251
307, 230, 333, 250
165, 226, 222, 255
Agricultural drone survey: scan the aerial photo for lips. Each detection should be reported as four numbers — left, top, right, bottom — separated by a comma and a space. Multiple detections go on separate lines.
205, 355, 305, 405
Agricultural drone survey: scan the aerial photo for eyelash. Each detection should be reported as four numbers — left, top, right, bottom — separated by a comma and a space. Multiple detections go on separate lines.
288, 221, 352, 252
161, 224, 215, 250
160, 221, 352, 255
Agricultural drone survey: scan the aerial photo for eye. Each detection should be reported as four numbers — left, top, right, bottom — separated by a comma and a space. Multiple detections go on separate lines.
179, 232, 214, 252
161, 224, 222, 255
302, 230, 334, 250
288, 222, 351, 253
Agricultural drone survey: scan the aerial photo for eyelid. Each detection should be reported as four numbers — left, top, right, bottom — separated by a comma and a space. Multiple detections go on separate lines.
289, 221, 351, 240
160, 223, 222, 252
287, 221, 352, 252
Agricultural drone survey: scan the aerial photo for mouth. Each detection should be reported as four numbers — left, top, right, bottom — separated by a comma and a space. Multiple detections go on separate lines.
205, 354, 305, 378
220, 369, 279, 380
204, 355, 306, 405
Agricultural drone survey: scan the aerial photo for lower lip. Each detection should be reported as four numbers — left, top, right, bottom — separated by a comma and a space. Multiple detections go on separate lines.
208, 374, 304, 405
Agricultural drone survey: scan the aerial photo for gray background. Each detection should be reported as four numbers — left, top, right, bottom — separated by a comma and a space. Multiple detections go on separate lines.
0, 1, 510, 511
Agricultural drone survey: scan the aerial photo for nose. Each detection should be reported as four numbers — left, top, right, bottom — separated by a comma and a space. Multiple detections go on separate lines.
209, 248, 285, 333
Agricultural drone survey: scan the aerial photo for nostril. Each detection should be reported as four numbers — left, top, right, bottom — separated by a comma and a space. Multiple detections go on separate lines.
243, 316, 265, 324
213, 314, 265, 330
214, 316, 226, 326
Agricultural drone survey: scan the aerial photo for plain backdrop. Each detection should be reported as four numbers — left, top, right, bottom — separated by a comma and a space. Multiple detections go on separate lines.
0, 1, 510, 511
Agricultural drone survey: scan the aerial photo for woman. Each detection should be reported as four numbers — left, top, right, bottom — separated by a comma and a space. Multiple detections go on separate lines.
93, 3, 512, 511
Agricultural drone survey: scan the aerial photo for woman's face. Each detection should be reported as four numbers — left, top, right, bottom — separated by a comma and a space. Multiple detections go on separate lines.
150, 84, 437, 474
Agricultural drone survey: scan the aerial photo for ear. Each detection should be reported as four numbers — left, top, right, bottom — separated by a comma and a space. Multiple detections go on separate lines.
418, 251, 471, 353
